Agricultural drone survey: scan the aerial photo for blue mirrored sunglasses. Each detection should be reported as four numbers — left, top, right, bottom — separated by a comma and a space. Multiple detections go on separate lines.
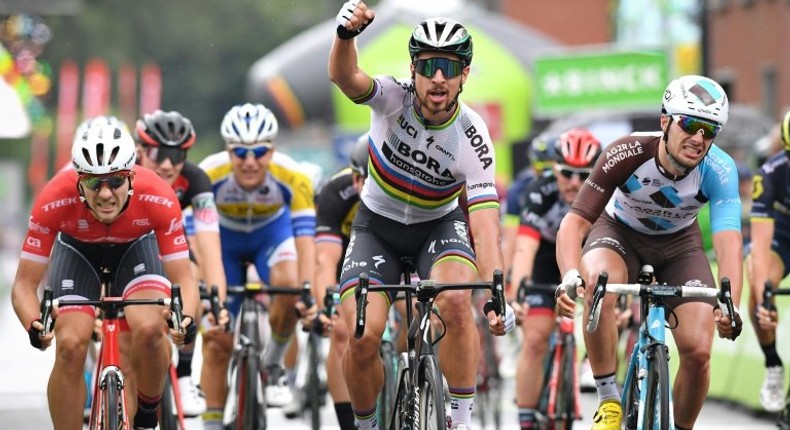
414, 57, 464, 79
672, 115, 722, 139
230, 145, 270, 159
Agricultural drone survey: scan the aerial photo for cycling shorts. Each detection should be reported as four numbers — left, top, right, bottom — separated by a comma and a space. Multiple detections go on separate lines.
524, 241, 559, 316
338, 203, 476, 303
49, 232, 170, 318
221, 211, 298, 317
583, 212, 716, 309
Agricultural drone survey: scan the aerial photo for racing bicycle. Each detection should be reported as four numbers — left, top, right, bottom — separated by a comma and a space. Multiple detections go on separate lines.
222, 282, 301, 430
585, 265, 736, 430
762, 281, 790, 429
354, 261, 507, 430
518, 282, 581, 430
39, 266, 184, 430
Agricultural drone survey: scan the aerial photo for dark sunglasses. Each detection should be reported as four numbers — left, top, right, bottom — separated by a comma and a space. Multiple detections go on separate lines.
672, 115, 722, 139
79, 172, 130, 191
229, 144, 271, 160
143, 145, 188, 165
557, 166, 591, 181
414, 57, 465, 79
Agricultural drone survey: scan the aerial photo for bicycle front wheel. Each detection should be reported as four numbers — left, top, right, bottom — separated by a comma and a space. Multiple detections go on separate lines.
159, 370, 179, 430
390, 354, 412, 430
417, 355, 446, 430
378, 341, 398, 430
306, 334, 322, 430
643, 345, 670, 430
102, 368, 125, 430
621, 357, 640, 430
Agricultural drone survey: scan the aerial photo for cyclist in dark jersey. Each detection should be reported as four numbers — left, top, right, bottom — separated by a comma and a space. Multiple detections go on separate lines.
314, 133, 368, 430
555, 75, 743, 430
509, 129, 601, 429
12, 124, 198, 430
135, 109, 226, 418
747, 109, 790, 412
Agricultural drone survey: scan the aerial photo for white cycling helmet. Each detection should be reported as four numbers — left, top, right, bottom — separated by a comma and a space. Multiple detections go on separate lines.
220, 103, 279, 144
72, 124, 137, 175
662, 75, 729, 126
74, 115, 129, 148
408, 17, 473, 66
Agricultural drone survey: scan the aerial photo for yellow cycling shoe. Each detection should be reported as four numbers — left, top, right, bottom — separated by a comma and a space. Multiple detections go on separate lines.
591, 399, 623, 430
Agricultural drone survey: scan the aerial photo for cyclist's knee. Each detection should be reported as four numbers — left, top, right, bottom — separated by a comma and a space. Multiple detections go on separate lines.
132, 322, 167, 351
331, 319, 349, 346
54, 334, 90, 367
679, 345, 711, 370
346, 333, 380, 364
436, 291, 473, 324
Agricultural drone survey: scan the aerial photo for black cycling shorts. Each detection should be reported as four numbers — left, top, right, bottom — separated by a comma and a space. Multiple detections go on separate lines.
338, 203, 476, 302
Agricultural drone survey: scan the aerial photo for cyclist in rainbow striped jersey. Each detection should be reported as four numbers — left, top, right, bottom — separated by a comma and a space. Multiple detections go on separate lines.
330, 2, 515, 429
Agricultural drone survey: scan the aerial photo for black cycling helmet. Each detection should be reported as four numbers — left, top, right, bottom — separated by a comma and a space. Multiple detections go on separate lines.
408, 17, 473, 66
135, 110, 196, 149
349, 133, 370, 177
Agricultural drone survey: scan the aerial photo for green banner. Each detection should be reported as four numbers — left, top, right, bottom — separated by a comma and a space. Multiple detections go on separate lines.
534, 50, 669, 114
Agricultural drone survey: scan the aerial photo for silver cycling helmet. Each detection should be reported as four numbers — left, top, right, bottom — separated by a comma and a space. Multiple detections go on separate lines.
72, 123, 137, 175
662, 75, 729, 126
220, 103, 278, 145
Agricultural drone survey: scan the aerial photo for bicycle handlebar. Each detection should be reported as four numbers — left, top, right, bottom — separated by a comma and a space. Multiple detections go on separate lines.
353, 270, 505, 339
226, 284, 302, 296
170, 285, 184, 334
586, 271, 735, 333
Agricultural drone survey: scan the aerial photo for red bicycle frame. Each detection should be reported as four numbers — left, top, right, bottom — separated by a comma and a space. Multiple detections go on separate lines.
545, 316, 582, 428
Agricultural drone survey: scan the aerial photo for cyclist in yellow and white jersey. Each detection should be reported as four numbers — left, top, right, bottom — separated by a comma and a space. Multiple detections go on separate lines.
197, 103, 316, 430
330, 2, 514, 429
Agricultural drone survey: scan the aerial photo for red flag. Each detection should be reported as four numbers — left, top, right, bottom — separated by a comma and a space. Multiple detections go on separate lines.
139, 62, 161, 115
118, 62, 137, 128
55, 60, 79, 171
82, 58, 111, 119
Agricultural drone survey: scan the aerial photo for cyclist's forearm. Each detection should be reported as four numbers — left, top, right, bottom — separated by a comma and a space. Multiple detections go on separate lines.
328, 37, 371, 99
748, 219, 775, 297
295, 234, 316, 288
195, 230, 227, 301
508, 235, 538, 300
10, 259, 47, 330
555, 213, 590, 276
316, 242, 343, 307
713, 229, 744, 308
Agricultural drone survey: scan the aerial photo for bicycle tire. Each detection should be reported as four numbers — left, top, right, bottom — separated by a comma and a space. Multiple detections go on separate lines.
558, 334, 576, 430
378, 340, 398, 430
160, 371, 179, 430
391, 354, 412, 430
643, 345, 670, 430
244, 351, 267, 430
307, 334, 322, 430
102, 368, 124, 430
417, 355, 446, 430
621, 350, 640, 430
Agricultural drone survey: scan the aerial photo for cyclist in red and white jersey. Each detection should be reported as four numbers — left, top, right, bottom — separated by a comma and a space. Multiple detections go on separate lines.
135, 109, 227, 417
509, 129, 602, 429
330, 3, 514, 429
11, 124, 199, 430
